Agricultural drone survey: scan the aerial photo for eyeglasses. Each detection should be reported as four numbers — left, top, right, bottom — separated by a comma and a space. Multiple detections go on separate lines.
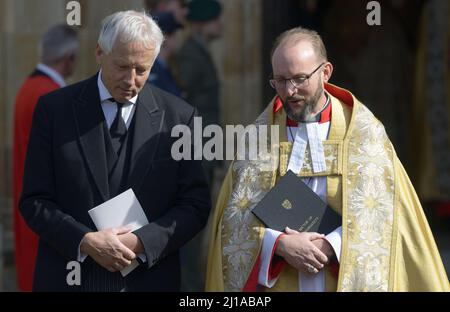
269, 62, 325, 90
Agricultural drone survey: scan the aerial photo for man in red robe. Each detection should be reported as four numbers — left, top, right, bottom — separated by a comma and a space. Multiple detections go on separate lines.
12, 24, 78, 291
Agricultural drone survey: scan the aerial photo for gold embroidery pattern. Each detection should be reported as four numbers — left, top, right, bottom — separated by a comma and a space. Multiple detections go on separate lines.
221, 162, 274, 291
221, 109, 278, 291
279, 142, 341, 177
341, 104, 395, 291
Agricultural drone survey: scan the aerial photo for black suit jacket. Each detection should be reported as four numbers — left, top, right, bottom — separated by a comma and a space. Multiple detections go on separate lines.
19, 74, 211, 291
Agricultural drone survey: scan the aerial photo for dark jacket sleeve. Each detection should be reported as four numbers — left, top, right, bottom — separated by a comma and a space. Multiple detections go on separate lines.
19, 97, 92, 261
134, 107, 211, 269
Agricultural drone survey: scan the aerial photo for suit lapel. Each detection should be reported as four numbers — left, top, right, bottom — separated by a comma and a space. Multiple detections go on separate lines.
72, 74, 110, 201
129, 84, 164, 193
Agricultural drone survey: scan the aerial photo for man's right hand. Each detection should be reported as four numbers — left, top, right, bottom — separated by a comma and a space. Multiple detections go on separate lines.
275, 227, 329, 274
80, 226, 137, 272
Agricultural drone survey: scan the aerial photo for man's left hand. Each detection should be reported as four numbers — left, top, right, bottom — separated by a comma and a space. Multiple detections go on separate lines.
118, 232, 144, 254
312, 238, 335, 263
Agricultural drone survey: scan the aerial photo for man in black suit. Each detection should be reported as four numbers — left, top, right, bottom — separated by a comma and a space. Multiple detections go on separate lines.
19, 10, 211, 291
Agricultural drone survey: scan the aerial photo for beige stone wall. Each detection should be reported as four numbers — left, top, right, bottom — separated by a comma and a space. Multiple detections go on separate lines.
213, 0, 263, 126
207, 0, 263, 194
0, 0, 7, 205
0, 0, 6, 290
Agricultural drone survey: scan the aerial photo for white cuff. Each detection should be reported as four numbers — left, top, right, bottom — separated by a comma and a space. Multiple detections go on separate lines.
137, 253, 147, 263
324, 226, 342, 263
77, 239, 88, 263
258, 228, 283, 288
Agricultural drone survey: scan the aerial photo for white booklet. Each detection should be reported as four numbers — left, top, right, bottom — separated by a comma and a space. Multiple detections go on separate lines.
88, 188, 149, 276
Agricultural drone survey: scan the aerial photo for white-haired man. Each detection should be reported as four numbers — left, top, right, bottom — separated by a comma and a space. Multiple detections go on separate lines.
13, 24, 78, 292
20, 10, 211, 291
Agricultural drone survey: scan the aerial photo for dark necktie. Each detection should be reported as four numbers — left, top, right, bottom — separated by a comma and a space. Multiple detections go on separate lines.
109, 99, 127, 154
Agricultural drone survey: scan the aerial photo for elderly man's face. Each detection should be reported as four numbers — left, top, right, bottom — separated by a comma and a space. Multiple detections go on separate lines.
271, 41, 330, 122
96, 40, 156, 103
203, 17, 222, 41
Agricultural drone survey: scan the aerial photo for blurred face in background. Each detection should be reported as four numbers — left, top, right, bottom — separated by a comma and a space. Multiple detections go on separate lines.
164, 32, 180, 56
156, 0, 188, 25
202, 17, 222, 41
167, 0, 188, 25
96, 39, 156, 103
60, 52, 77, 79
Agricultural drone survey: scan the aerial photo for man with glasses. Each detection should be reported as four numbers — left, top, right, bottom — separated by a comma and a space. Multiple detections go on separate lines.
206, 27, 449, 291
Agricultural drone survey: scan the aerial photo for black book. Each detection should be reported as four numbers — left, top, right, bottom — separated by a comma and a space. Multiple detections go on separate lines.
251, 170, 341, 233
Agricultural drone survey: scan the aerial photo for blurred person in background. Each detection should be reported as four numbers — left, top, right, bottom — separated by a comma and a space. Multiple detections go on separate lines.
148, 11, 183, 97
144, 0, 188, 26
175, 0, 223, 291
177, 0, 222, 185
12, 24, 79, 291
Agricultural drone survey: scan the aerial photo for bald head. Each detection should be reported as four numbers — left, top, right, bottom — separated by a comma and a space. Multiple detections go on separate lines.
271, 27, 327, 65
272, 40, 320, 78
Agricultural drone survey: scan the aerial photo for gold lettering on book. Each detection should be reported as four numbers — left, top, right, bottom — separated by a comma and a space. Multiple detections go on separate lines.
298, 216, 319, 232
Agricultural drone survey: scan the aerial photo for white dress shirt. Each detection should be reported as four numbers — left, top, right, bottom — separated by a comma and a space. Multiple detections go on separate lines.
258, 120, 342, 291
78, 70, 144, 263
97, 69, 137, 128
